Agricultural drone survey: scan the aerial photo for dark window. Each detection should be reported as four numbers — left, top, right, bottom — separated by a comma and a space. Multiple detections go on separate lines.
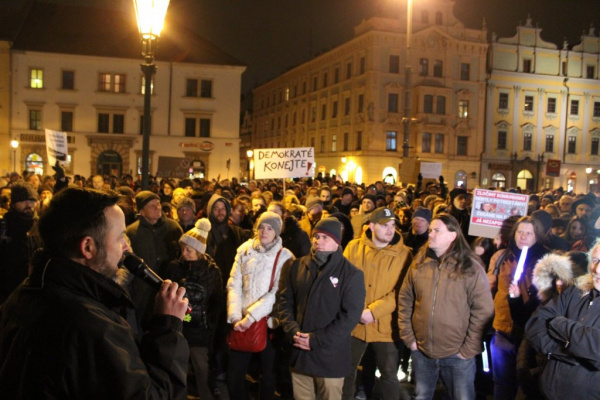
311, 107, 316, 122
358, 94, 364, 113
422, 133, 431, 153
29, 109, 42, 130
98, 113, 109, 133
523, 133, 532, 151
200, 118, 211, 137
359, 57, 366, 74
547, 97, 556, 113
321, 104, 327, 120
436, 96, 446, 115
389, 55, 400, 73
346, 62, 352, 79
435, 133, 444, 153
499, 93, 509, 110
113, 114, 125, 134
186, 79, 198, 97
460, 63, 470, 81
61, 111, 73, 131
62, 71, 75, 90
313, 76, 318, 91
524, 95, 534, 112
388, 93, 399, 113
320, 136, 325, 153
523, 59, 532, 73
498, 130, 507, 149
419, 58, 429, 76
457, 136, 468, 156
386, 131, 397, 151
200, 80, 212, 98
570, 99, 579, 115
356, 131, 362, 150
587, 65, 595, 79
343, 132, 349, 151
594, 101, 600, 117
323, 73, 328, 87
545, 135, 554, 152
332, 101, 338, 118
424, 95, 433, 113
334, 68, 340, 83
303, 81, 307, 94
568, 136, 576, 154
433, 60, 443, 77
185, 118, 196, 137
344, 98, 351, 115
592, 138, 599, 155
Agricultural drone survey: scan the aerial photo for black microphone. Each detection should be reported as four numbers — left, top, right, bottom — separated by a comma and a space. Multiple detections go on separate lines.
122, 251, 191, 314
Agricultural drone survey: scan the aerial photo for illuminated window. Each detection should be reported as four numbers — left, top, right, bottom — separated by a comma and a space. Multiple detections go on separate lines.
30, 68, 44, 88
98, 73, 126, 93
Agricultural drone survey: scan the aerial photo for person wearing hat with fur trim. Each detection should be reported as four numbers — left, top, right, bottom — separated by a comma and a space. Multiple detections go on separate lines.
341, 208, 412, 400
277, 217, 365, 400
126, 190, 183, 331
0, 182, 40, 304
525, 241, 600, 399
398, 213, 494, 400
165, 218, 222, 400
226, 211, 294, 400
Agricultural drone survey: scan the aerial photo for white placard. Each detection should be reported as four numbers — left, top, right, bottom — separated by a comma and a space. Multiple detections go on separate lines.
45, 129, 68, 166
420, 162, 442, 179
253, 147, 315, 179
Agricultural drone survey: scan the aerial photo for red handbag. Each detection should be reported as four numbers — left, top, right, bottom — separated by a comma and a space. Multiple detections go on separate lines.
227, 249, 282, 353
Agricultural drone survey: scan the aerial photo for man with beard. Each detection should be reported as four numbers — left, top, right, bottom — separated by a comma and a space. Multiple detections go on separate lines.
0, 187, 190, 399
0, 182, 40, 303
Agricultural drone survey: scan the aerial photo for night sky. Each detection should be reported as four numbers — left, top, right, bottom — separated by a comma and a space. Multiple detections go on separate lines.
166, 0, 600, 95
4, 0, 600, 95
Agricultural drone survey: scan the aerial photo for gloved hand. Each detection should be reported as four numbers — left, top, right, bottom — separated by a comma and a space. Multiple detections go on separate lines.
52, 161, 65, 181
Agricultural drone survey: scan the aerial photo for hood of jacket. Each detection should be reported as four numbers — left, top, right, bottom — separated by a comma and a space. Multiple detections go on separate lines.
533, 253, 574, 302
207, 194, 231, 225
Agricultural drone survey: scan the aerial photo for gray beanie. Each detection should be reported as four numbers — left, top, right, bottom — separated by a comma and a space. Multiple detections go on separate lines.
135, 190, 160, 211
256, 211, 282, 237
305, 196, 324, 212
413, 207, 432, 223
176, 196, 196, 213
11, 182, 39, 204
179, 218, 211, 254
313, 217, 342, 245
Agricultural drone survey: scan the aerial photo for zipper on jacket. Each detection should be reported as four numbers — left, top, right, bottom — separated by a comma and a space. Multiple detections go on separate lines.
429, 262, 442, 354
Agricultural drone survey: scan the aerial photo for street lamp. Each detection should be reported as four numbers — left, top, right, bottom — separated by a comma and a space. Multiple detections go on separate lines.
10, 139, 19, 173
133, 0, 170, 190
246, 150, 254, 180
402, 0, 413, 159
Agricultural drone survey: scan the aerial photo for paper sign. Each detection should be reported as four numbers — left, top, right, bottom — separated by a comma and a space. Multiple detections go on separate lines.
468, 188, 529, 238
253, 147, 315, 179
420, 162, 442, 179
45, 129, 68, 166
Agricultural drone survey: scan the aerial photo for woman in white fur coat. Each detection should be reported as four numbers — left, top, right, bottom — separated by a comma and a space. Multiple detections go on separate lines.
226, 211, 294, 400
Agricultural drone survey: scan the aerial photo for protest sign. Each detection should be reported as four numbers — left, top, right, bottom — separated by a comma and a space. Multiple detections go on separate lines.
420, 162, 442, 179
468, 189, 529, 238
253, 147, 315, 179
156, 156, 192, 179
44, 129, 68, 166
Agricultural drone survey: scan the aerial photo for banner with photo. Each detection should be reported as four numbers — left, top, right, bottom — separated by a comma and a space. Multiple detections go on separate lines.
468, 188, 529, 238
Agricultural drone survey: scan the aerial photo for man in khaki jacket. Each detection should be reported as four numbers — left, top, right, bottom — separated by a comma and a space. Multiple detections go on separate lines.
341, 207, 412, 400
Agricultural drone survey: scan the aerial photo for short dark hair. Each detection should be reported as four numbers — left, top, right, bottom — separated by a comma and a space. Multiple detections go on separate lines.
38, 187, 120, 258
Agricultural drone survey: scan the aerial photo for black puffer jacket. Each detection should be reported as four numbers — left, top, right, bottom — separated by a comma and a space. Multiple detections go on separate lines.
0, 252, 189, 399
165, 254, 223, 347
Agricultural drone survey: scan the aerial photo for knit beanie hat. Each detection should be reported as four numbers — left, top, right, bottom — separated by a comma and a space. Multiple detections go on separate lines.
449, 188, 467, 203
342, 187, 354, 197
256, 211, 283, 236
11, 182, 39, 203
135, 190, 160, 211
413, 206, 432, 223
361, 194, 377, 206
176, 196, 196, 213
305, 196, 324, 212
531, 210, 552, 233
179, 218, 211, 254
313, 217, 342, 245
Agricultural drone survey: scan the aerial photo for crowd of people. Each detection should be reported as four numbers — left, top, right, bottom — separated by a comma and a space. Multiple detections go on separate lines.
1, 167, 600, 400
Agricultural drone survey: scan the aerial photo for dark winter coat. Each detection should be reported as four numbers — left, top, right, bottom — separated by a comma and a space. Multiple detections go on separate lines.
281, 216, 311, 258
165, 254, 223, 347
277, 248, 365, 377
0, 252, 189, 399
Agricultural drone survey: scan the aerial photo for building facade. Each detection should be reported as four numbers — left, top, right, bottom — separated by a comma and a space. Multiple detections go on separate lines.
5, 2, 245, 181
250, 0, 488, 187
484, 17, 600, 193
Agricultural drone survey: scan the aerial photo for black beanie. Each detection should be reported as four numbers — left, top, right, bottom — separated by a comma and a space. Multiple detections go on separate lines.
313, 217, 342, 246
135, 190, 160, 211
11, 182, 39, 203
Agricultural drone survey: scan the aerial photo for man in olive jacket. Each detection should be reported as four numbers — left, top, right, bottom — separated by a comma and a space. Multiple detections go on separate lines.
341, 208, 412, 400
278, 217, 365, 400
398, 213, 493, 400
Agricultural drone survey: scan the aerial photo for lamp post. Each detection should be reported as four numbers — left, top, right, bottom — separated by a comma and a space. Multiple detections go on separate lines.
10, 139, 19, 173
246, 150, 254, 180
133, 0, 169, 190
402, 0, 413, 159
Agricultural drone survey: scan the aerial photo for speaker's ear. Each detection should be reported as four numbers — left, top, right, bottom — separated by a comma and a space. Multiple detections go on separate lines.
79, 236, 97, 260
